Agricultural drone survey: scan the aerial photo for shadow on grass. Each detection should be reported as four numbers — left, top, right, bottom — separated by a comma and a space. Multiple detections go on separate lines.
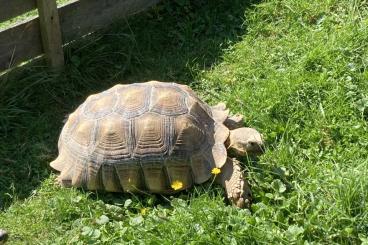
86, 181, 226, 213
0, 0, 259, 209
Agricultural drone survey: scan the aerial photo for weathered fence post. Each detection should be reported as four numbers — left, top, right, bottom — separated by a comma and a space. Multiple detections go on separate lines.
36, 0, 64, 70
0, 0, 161, 73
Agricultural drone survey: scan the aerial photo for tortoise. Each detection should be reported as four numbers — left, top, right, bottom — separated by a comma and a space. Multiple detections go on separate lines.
50, 81, 264, 207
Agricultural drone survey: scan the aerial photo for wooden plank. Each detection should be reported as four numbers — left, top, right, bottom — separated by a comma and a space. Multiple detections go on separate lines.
0, 0, 37, 23
59, 0, 161, 42
0, 0, 160, 71
0, 17, 43, 71
37, 0, 64, 69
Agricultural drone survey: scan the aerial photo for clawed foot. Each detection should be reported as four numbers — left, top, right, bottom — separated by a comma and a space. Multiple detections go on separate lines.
227, 174, 252, 208
215, 158, 252, 208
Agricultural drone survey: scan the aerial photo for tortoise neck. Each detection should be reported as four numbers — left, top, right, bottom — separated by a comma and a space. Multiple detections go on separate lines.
224, 135, 231, 149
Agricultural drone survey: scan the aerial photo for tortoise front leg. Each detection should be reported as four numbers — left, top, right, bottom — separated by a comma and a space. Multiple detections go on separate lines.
224, 114, 244, 130
215, 158, 252, 208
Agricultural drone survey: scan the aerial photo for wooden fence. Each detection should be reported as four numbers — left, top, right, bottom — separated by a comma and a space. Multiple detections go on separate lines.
0, 0, 160, 72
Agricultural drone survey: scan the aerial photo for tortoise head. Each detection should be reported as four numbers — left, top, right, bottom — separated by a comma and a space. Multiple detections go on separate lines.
226, 127, 264, 157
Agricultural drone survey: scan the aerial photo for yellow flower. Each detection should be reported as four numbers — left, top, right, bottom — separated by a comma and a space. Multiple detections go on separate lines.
140, 208, 147, 216
171, 180, 183, 190
211, 167, 221, 175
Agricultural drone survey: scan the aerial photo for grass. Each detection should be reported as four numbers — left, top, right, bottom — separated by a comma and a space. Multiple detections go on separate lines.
0, 0, 367, 243
0, 0, 76, 30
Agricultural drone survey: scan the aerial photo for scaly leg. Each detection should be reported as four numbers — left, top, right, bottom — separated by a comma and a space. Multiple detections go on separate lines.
215, 157, 252, 208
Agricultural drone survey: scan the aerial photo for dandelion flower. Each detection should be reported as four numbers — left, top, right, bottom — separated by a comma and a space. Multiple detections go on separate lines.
211, 167, 221, 175
171, 180, 183, 190
140, 208, 147, 215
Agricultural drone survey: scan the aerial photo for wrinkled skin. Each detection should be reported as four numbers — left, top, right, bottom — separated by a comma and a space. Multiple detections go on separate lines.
226, 127, 264, 156
215, 158, 253, 208
213, 104, 264, 208
216, 127, 264, 208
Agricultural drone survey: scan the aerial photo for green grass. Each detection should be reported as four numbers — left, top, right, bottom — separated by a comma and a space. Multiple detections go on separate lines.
0, 0, 76, 30
0, 0, 368, 243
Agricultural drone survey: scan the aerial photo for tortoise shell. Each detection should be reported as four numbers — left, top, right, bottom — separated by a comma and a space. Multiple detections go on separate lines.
50, 81, 229, 193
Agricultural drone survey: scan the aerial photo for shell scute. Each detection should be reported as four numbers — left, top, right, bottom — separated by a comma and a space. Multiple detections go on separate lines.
85, 161, 103, 190
170, 114, 207, 156
115, 84, 150, 118
114, 162, 145, 192
141, 161, 168, 193
70, 119, 96, 147
190, 153, 213, 184
101, 163, 122, 192
166, 158, 193, 191
133, 113, 168, 158
187, 98, 215, 133
93, 115, 131, 160
83, 92, 116, 119
150, 85, 188, 115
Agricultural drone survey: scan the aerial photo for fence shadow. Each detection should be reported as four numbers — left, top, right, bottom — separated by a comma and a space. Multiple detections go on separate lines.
0, 0, 259, 209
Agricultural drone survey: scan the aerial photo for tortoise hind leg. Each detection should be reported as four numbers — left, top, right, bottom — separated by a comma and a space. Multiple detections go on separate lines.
215, 158, 252, 208
56, 163, 73, 187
